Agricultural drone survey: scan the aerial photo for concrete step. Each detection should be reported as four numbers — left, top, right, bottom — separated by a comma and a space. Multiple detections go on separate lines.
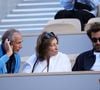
0, 23, 46, 28
1, 17, 53, 22
7, 12, 55, 17
18, 2, 60, 7
12, 7, 63, 14
0, 27, 43, 32
0, 0, 62, 34
23, 0, 59, 3
0, 20, 48, 25
6, 13, 55, 19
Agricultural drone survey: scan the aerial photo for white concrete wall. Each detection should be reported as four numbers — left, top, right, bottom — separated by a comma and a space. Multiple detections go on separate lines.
0, 0, 23, 20
0, 72, 100, 90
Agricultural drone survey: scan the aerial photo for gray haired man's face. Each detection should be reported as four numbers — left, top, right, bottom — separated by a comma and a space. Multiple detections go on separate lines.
12, 32, 22, 52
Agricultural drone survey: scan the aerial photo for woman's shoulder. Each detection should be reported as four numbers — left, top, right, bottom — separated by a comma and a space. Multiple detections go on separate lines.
57, 52, 70, 65
58, 52, 68, 56
57, 52, 69, 58
25, 54, 37, 64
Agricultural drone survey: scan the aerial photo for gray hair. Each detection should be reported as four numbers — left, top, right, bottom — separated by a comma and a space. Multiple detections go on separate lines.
2, 28, 20, 44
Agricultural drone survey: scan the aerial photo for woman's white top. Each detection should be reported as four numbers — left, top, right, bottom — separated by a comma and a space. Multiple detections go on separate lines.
23, 52, 71, 73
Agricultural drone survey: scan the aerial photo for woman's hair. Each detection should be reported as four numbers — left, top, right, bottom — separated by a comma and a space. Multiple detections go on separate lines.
36, 31, 58, 61
1, 28, 20, 44
86, 22, 100, 40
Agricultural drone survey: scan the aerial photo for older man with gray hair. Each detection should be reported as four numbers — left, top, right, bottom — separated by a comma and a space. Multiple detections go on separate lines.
0, 29, 23, 74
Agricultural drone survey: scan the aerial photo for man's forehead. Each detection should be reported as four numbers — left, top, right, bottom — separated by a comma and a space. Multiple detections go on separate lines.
13, 32, 22, 38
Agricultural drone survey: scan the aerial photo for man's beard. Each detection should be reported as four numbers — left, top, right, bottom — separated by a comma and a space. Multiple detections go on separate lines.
94, 45, 100, 52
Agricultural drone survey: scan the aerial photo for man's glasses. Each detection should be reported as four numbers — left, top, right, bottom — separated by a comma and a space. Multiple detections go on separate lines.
91, 37, 100, 43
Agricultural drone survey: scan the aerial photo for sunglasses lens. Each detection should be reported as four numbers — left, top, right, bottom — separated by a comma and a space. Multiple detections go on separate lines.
92, 38, 100, 43
92, 38, 97, 43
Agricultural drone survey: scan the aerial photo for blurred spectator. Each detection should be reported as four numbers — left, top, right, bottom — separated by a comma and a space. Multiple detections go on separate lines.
55, 0, 99, 31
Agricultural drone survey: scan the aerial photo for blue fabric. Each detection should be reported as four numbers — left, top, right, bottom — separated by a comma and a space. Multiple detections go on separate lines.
0, 45, 21, 74
60, 0, 97, 10
60, 0, 99, 16
60, 0, 74, 10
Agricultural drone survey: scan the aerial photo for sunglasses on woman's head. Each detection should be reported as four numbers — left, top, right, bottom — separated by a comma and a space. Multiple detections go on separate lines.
44, 32, 55, 39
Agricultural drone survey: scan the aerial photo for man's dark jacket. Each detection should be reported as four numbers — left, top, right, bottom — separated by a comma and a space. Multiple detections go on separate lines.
72, 49, 96, 71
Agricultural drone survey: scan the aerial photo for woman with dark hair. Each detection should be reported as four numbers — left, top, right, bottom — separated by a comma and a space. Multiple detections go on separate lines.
23, 32, 71, 73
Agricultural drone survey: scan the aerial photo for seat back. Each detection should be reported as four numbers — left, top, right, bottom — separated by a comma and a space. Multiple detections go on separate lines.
87, 17, 100, 24
85, 17, 100, 31
97, 4, 100, 17
43, 19, 81, 34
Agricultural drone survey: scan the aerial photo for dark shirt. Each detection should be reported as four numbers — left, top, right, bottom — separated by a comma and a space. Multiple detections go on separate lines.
72, 49, 96, 71
1, 44, 16, 73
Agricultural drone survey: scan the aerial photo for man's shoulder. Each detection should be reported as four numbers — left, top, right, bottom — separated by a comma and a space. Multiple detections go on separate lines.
78, 49, 93, 58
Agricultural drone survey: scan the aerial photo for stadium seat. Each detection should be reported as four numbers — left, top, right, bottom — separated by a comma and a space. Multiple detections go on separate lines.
87, 17, 100, 24
85, 17, 100, 31
43, 19, 81, 34
97, 4, 100, 17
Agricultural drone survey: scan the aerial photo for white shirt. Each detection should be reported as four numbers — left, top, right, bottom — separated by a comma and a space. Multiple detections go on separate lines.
23, 52, 71, 73
91, 52, 100, 71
